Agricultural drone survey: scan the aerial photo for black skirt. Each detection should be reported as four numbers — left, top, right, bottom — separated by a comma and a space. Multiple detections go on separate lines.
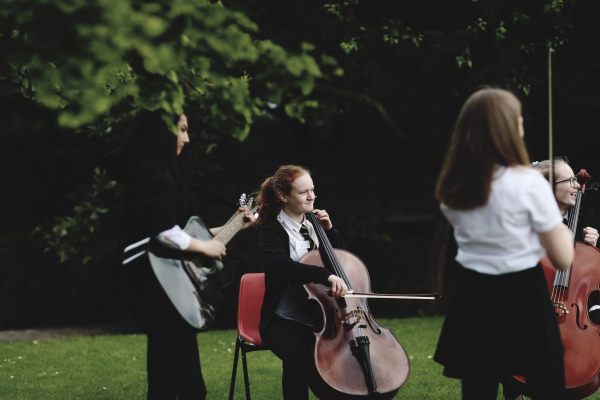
434, 264, 566, 399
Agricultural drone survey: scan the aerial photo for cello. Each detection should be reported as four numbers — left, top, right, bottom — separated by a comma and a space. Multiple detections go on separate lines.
294, 211, 439, 399
511, 170, 600, 399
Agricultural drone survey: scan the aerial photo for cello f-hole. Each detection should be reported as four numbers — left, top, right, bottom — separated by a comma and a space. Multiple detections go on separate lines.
572, 303, 588, 330
361, 311, 382, 334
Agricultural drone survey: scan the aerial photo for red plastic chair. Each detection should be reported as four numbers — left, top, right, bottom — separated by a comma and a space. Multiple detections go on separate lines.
229, 273, 269, 400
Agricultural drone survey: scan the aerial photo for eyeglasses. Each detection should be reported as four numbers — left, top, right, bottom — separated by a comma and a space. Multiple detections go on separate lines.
554, 176, 579, 188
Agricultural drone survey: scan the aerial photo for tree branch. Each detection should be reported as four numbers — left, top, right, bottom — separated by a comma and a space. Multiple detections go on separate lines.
316, 83, 409, 142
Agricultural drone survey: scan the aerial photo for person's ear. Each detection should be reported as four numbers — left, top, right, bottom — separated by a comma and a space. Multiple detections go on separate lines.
278, 192, 288, 203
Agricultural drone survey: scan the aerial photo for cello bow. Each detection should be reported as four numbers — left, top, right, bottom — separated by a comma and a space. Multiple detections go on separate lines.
325, 289, 440, 300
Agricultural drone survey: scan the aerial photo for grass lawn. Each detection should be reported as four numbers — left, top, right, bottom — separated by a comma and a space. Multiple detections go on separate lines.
1, 316, 596, 399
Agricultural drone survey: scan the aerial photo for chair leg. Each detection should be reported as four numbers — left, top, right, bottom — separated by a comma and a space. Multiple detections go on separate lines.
241, 339, 252, 400
229, 337, 244, 400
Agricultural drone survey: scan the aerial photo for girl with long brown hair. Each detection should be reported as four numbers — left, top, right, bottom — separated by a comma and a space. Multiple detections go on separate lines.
256, 165, 348, 400
433, 88, 574, 399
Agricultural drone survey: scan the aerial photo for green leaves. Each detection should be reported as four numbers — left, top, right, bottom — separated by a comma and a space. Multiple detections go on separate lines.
544, 0, 564, 14
495, 22, 507, 40
340, 37, 359, 54
321, 0, 577, 102
33, 168, 118, 265
1, 0, 330, 138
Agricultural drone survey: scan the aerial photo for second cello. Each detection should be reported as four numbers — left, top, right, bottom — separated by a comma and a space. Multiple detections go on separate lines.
512, 169, 600, 399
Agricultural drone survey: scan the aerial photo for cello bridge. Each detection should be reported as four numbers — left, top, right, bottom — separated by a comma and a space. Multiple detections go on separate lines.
553, 302, 569, 314
341, 309, 363, 325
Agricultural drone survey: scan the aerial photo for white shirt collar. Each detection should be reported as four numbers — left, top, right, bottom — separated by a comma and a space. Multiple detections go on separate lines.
277, 209, 305, 232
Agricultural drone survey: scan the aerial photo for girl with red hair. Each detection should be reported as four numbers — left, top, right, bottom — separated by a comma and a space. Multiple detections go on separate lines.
256, 165, 348, 400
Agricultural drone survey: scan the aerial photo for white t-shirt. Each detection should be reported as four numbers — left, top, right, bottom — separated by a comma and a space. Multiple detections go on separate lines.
441, 166, 562, 275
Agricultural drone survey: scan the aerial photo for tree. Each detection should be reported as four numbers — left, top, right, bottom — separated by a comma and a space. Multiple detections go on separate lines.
1, 0, 336, 137
229, 0, 600, 315
0, 0, 339, 328
3, 0, 600, 327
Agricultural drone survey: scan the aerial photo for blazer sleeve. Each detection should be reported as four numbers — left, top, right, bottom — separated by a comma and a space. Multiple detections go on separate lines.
260, 224, 332, 285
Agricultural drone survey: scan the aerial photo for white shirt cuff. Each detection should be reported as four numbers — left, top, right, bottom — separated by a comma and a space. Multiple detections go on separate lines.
156, 225, 192, 250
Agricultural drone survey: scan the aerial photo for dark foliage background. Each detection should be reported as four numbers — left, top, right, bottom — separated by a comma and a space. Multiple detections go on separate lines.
2, 0, 600, 330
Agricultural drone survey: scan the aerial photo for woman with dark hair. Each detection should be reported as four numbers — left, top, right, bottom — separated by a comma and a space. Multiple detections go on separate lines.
433, 88, 574, 399
106, 109, 254, 400
255, 165, 348, 400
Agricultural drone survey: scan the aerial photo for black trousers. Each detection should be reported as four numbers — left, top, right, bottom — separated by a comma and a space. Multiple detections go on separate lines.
501, 377, 548, 399
260, 316, 314, 400
146, 334, 206, 400
462, 378, 499, 400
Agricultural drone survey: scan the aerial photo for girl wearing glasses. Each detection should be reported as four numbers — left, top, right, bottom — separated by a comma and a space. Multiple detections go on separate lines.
433, 88, 574, 400
532, 158, 598, 247
501, 165, 599, 400
497, 158, 600, 400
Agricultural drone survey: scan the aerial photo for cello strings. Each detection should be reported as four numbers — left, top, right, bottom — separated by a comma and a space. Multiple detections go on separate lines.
307, 213, 341, 279
562, 191, 580, 301
551, 206, 567, 303
555, 207, 570, 304
309, 212, 378, 339
315, 217, 361, 331
561, 201, 575, 301
308, 212, 353, 289
556, 208, 572, 301
561, 189, 581, 303
557, 206, 573, 302
307, 212, 362, 334
307, 212, 354, 301
553, 188, 582, 307
552, 207, 568, 305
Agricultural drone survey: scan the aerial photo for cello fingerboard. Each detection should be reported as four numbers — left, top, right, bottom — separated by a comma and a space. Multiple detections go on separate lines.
305, 211, 354, 291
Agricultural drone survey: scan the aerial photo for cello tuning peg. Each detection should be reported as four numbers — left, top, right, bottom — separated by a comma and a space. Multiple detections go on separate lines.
589, 182, 599, 191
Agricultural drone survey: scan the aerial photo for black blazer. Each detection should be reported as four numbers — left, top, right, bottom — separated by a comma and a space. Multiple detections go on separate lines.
258, 219, 347, 332
115, 168, 197, 336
